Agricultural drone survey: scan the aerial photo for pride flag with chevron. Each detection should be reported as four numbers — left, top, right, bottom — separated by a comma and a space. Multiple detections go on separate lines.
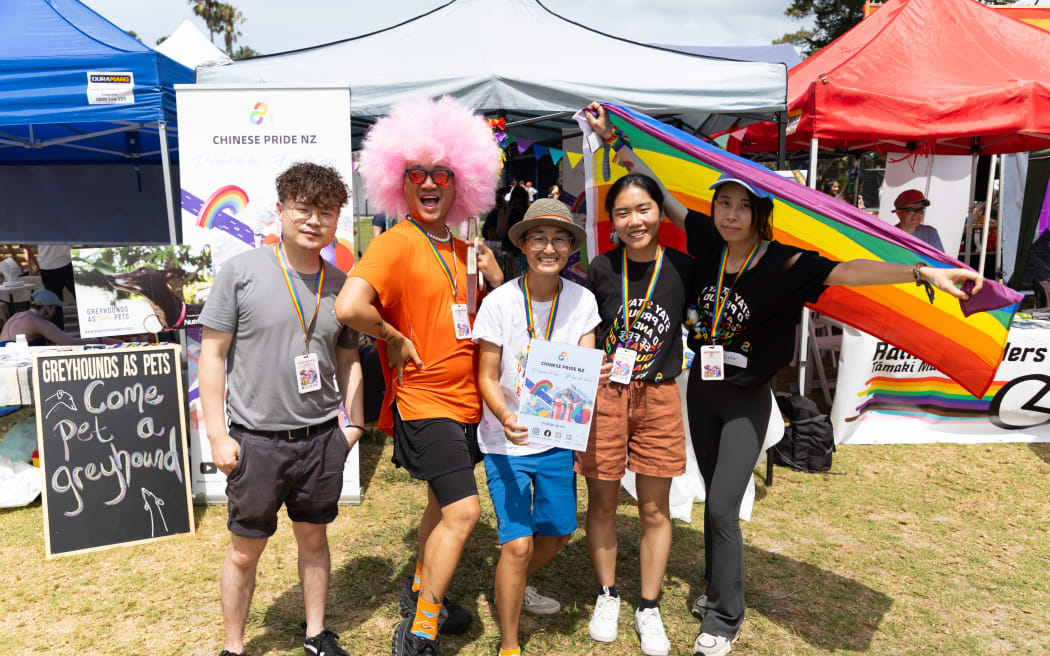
576, 103, 1023, 398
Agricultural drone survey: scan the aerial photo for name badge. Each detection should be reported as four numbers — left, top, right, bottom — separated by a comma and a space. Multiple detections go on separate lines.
295, 353, 322, 394
700, 345, 725, 381
724, 351, 748, 369
451, 303, 471, 340
609, 347, 637, 385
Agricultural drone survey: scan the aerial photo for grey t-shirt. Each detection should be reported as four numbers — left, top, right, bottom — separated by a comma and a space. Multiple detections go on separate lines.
200, 246, 356, 430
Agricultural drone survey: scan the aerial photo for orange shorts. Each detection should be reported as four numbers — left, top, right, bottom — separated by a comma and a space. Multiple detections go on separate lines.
575, 379, 686, 480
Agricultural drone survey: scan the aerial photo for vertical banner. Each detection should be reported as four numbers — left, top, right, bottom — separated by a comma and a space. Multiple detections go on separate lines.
175, 83, 359, 504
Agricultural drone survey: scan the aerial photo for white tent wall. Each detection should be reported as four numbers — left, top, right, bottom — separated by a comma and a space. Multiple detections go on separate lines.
197, 0, 786, 123
877, 155, 972, 260
1001, 153, 1027, 283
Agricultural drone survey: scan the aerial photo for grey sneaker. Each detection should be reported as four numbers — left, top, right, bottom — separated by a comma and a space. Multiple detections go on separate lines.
690, 594, 708, 620
692, 631, 738, 656
522, 585, 561, 616
397, 577, 473, 634
634, 607, 670, 656
587, 588, 621, 643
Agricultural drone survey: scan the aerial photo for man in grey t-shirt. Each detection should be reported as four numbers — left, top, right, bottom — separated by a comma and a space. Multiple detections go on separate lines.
199, 162, 363, 656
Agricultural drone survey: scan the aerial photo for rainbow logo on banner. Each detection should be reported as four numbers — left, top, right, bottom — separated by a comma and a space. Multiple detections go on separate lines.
249, 101, 268, 125
847, 376, 1007, 423
197, 185, 249, 229
583, 104, 1023, 397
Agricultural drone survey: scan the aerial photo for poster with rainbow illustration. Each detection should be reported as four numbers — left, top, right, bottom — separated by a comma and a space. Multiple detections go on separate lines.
518, 340, 603, 451
830, 322, 1050, 444
174, 83, 358, 504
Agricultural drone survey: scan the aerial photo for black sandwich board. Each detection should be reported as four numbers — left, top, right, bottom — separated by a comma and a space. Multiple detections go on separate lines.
33, 344, 194, 557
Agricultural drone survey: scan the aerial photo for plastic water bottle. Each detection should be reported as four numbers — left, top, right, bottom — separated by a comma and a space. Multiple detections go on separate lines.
14, 333, 29, 360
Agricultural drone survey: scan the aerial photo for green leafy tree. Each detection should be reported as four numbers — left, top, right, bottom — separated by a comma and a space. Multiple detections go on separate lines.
780, 0, 1019, 56
232, 45, 260, 60
188, 0, 245, 56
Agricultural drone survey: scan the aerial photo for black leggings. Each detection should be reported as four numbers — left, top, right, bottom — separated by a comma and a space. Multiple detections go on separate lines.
686, 367, 771, 638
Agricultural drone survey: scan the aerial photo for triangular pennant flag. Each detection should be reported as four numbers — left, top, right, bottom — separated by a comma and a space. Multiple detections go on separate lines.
507, 134, 516, 143
533, 145, 549, 160
549, 148, 564, 165
516, 139, 533, 155
566, 151, 583, 168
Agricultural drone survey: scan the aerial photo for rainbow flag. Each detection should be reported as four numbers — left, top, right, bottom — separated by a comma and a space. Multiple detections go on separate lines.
578, 103, 1023, 398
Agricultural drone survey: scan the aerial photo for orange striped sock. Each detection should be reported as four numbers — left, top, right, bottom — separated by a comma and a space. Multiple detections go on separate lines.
411, 596, 441, 640
412, 560, 423, 593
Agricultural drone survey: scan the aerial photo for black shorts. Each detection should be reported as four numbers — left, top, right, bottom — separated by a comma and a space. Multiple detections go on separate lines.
391, 402, 481, 507
225, 419, 349, 539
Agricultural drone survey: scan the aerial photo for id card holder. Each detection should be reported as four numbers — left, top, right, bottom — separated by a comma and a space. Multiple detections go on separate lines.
700, 345, 724, 381
295, 353, 322, 394
609, 347, 637, 385
451, 303, 471, 340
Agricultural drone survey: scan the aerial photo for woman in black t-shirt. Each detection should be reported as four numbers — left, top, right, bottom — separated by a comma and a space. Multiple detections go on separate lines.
578, 172, 693, 654
585, 103, 983, 656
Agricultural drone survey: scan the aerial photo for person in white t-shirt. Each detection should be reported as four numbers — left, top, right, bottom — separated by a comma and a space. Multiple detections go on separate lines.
472, 199, 600, 656
35, 244, 75, 329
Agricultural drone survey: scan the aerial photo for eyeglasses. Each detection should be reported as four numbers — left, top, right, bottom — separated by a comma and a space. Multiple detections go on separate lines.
404, 167, 454, 187
524, 235, 573, 251
285, 203, 338, 226
897, 207, 926, 215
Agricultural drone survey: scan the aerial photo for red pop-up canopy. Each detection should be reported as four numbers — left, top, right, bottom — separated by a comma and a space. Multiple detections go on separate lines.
737, 0, 1050, 155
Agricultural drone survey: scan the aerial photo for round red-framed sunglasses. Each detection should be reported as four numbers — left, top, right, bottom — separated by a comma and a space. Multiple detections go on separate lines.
404, 166, 454, 187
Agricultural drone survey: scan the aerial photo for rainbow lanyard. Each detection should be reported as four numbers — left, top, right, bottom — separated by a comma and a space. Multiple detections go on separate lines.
274, 243, 324, 349
407, 219, 459, 299
710, 239, 761, 343
521, 274, 561, 340
618, 246, 663, 342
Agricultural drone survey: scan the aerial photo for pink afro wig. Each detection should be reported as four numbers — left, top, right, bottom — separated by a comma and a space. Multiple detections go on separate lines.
360, 96, 502, 226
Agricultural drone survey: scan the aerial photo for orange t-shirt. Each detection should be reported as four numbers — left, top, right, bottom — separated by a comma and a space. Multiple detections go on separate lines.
350, 220, 481, 432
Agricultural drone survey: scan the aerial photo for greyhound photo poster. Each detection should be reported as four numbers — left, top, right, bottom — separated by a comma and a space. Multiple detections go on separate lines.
33, 344, 194, 557
71, 245, 212, 337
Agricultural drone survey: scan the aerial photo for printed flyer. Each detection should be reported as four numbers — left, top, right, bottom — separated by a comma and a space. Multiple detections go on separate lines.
518, 340, 603, 451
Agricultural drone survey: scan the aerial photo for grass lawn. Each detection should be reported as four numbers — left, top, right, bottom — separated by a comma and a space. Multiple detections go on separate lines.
1, 401, 1049, 655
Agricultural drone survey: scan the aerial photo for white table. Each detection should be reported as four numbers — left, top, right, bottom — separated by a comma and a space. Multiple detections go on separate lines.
0, 277, 44, 317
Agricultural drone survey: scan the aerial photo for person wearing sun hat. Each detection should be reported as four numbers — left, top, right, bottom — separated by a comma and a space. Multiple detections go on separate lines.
473, 198, 599, 656
0, 288, 117, 346
335, 95, 506, 656
893, 189, 944, 251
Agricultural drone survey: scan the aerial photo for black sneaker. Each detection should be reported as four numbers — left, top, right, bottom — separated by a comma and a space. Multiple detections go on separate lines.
397, 577, 473, 634
302, 624, 349, 656
392, 617, 441, 656
219, 651, 246, 656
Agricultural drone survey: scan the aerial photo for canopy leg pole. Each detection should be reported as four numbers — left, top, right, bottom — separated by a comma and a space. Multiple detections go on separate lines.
799, 137, 819, 397
978, 155, 997, 277
996, 156, 1005, 282
965, 156, 979, 265
158, 120, 178, 247
777, 112, 787, 171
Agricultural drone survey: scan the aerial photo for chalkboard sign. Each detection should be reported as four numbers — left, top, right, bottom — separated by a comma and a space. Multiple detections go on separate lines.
33, 345, 194, 557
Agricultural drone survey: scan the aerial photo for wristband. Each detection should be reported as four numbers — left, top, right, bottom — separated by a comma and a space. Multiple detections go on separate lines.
345, 424, 365, 431
911, 263, 924, 285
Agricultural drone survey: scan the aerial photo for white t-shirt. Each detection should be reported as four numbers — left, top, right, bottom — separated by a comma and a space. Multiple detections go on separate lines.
472, 275, 601, 456
36, 245, 72, 269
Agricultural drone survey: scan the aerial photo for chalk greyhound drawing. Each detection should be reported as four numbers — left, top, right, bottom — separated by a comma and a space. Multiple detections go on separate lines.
141, 488, 168, 537
44, 389, 76, 419
108, 267, 203, 330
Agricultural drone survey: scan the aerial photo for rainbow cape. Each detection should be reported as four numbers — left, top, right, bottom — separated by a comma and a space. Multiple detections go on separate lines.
578, 103, 1023, 398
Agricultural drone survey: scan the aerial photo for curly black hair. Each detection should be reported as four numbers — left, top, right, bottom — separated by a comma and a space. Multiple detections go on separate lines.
275, 162, 349, 210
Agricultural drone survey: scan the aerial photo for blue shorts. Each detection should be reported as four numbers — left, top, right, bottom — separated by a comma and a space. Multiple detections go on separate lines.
483, 448, 577, 544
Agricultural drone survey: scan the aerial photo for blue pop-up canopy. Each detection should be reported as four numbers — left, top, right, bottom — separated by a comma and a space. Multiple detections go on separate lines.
0, 0, 194, 244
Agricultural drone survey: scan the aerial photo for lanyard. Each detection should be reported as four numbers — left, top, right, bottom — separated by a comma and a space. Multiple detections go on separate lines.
619, 246, 663, 341
407, 218, 458, 299
521, 274, 561, 340
710, 239, 760, 343
274, 243, 324, 349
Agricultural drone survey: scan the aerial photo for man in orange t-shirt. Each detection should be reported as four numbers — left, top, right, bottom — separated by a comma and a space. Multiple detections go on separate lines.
335, 96, 504, 656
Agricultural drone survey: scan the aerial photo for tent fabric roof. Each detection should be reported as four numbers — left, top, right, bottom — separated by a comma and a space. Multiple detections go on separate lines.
156, 20, 233, 70
0, 0, 192, 128
738, 0, 1050, 155
196, 0, 786, 121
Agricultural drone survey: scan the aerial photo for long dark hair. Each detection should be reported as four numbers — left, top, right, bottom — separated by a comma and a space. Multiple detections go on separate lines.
605, 173, 665, 216
712, 183, 774, 241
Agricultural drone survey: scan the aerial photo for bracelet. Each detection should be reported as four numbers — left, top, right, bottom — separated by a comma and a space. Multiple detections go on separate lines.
345, 424, 365, 431
911, 263, 924, 285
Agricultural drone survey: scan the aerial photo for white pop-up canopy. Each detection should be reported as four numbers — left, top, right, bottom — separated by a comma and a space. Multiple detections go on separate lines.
196, 0, 786, 128
156, 20, 232, 70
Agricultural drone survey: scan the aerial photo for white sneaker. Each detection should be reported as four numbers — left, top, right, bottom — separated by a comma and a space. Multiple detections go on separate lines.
522, 585, 561, 615
588, 589, 621, 643
692, 631, 738, 656
634, 607, 670, 656
691, 594, 708, 620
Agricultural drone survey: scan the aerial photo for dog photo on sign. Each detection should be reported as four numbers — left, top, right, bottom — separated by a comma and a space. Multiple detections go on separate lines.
71, 245, 213, 338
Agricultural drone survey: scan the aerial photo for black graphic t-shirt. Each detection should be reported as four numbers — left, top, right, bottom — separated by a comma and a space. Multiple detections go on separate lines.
684, 209, 838, 388
587, 246, 693, 382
